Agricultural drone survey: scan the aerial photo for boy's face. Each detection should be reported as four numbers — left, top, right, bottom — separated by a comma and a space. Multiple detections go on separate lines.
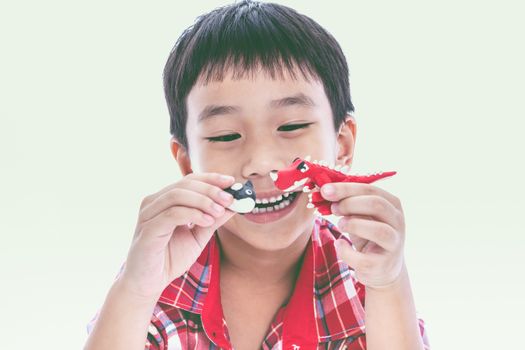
172, 64, 356, 251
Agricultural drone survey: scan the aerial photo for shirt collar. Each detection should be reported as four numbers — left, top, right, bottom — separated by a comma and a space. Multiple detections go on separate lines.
157, 216, 365, 345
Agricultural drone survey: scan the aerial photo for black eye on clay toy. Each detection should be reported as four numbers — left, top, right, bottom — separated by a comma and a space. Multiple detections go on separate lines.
222, 180, 256, 214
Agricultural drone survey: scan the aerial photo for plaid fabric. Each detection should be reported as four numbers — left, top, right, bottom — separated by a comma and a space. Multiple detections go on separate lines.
87, 216, 430, 349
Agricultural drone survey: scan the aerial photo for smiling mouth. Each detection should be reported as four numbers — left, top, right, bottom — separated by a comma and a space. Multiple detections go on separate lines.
251, 191, 299, 213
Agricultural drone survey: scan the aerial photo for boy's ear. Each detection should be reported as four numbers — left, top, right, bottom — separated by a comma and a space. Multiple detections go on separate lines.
170, 137, 193, 176
336, 113, 357, 167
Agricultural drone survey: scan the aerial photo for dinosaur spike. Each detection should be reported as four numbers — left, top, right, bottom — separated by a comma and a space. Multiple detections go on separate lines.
306, 203, 315, 209
313, 160, 318, 164
335, 164, 342, 171
303, 186, 311, 192
340, 165, 350, 174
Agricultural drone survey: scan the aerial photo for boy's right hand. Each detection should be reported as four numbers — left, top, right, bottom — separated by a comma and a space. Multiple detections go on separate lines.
118, 172, 236, 300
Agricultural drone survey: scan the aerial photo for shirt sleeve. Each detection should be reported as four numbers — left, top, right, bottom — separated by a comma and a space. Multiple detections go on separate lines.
350, 270, 431, 349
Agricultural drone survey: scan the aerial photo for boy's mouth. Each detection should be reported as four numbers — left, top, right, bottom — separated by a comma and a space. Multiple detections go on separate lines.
251, 191, 300, 214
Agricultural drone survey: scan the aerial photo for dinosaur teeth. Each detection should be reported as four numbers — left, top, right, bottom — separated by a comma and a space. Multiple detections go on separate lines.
335, 164, 342, 171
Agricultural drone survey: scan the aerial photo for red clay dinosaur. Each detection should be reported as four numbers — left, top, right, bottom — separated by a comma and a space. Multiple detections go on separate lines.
269, 156, 397, 215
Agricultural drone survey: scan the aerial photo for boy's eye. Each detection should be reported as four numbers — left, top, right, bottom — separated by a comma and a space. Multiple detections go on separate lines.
205, 134, 241, 142
205, 123, 313, 143
278, 122, 314, 132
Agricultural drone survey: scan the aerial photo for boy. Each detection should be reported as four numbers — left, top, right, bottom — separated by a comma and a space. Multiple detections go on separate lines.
84, 1, 430, 349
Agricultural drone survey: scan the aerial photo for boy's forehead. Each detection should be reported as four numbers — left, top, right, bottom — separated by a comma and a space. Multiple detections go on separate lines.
186, 65, 328, 121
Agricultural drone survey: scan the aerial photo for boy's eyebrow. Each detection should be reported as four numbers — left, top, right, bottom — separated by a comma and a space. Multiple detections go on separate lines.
197, 92, 316, 123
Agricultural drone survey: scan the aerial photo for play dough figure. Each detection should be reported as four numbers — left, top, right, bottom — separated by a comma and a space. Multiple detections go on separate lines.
222, 180, 257, 214
270, 156, 397, 215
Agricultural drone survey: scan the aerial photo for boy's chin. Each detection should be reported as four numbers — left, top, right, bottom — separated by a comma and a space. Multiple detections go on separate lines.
226, 220, 313, 252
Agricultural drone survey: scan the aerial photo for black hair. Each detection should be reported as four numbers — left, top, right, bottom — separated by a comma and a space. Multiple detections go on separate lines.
163, 0, 355, 152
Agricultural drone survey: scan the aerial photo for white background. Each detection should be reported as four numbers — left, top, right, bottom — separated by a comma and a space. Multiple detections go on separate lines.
1, 0, 524, 348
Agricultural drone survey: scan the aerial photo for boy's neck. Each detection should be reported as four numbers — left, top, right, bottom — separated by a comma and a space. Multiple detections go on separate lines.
217, 220, 314, 290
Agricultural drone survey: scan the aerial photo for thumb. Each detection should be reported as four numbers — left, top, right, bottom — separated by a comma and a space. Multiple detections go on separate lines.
192, 209, 237, 246
334, 238, 366, 270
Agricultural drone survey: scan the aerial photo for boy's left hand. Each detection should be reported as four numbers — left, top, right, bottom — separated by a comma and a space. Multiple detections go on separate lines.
320, 182, 406, 290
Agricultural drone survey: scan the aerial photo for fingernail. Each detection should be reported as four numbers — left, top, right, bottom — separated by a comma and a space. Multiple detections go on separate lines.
322, 184, 334, 196
220, 191, 233, 202
220, 175, 234, 182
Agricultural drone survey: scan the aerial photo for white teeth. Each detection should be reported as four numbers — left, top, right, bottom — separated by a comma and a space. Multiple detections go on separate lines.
256, 195, 284, 204
250, 193, 298, 214
284, 193, 289, 197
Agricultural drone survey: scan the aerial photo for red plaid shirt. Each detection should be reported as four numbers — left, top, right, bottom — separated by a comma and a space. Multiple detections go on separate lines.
87, 216, 430, 349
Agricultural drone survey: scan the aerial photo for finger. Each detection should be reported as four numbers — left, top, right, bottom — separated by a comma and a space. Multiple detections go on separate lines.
140, 172, 236, 209
338, 228, 369, 252
191, 208, 237, 248
331, 195, 403, 229
140, 206, 216, 241
338, 216, 399, 252
320, 182, 403, 212
140, 181, 234, 222
334, 238, 377, 272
